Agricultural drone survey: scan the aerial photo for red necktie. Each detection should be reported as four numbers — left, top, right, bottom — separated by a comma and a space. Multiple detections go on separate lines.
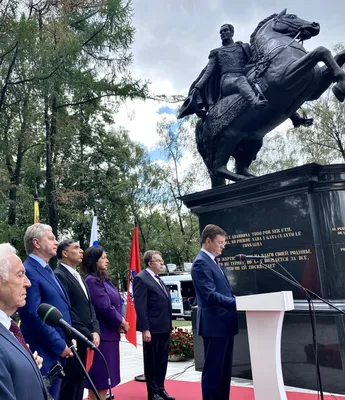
155, 275, 169, 297
10, 320, 31, 354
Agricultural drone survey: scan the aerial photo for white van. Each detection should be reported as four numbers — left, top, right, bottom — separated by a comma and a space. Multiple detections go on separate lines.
160, 274, 196, 319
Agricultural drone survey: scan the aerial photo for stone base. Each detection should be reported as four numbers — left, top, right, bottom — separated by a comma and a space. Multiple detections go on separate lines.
184, 164, 345, 394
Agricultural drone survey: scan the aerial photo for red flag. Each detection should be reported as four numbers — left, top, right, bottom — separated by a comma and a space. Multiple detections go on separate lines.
125, 226, 141, 346
85, 348, 94, 372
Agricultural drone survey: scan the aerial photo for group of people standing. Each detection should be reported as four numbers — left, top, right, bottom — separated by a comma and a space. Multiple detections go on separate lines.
0, 222, 128, 400
0, 222, 238, 400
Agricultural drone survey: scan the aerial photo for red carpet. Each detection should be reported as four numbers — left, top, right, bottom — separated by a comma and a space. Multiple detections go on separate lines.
84, 380, 345, 399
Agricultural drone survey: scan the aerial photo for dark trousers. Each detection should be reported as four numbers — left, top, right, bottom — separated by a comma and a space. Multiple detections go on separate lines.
143, 332, 170, 396
202, 336, 234, 400
49, 377, 63, 400
59, 345, 86, 400
47, 358, 66, 400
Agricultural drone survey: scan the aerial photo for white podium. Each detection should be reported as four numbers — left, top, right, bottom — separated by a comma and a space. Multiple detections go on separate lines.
236, 291, 294, 400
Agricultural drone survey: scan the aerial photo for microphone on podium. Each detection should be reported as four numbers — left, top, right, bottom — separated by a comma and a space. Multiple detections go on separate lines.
37, 303, 97, 350
235, 254, 267, 262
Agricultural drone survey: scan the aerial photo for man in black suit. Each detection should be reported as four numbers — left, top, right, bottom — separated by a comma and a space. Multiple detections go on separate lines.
133, 250, 175, 400
55, 240, 100, 400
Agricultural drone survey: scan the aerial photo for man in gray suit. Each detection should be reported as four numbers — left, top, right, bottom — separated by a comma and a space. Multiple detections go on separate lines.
0, 243, 48, 400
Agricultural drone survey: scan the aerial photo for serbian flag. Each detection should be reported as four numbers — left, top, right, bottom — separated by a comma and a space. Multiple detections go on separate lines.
89, 216, 98, 247
34, 187, 40, 223
125, 225, 141, 347
85, 348, 94, 372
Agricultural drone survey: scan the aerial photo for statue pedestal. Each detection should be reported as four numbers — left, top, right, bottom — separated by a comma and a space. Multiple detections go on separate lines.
183, 163, 345, 395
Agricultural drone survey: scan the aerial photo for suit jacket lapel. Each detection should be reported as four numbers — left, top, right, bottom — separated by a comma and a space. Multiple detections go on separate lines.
144, 270, 169, 297
220, 267, 233, 292
201, 251, 233, 291
33, 261, 69, 305
0, 324, 47, 396
58, 265, 88, 302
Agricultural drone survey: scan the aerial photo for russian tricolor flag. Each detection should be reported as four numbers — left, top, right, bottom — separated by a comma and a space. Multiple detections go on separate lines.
89, 216, 99, 247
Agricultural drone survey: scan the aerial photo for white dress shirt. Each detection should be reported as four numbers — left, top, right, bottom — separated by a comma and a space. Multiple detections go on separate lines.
61, 263, 88, 299
146, 267, 165, 287
0, 309, 11, 330
201, 248, 224, 273
201, 248, 216, 263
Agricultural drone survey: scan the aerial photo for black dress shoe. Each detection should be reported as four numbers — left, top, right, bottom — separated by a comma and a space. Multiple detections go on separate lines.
148, 395, 164, 400
159, 390, 175, 400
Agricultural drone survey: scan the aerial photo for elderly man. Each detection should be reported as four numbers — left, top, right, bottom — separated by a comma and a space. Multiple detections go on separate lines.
18, 223, 73, 400
55, 239, 100, 400
0, 243, 48, 400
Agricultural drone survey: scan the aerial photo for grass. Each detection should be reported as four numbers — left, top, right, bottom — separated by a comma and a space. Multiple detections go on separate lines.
172, 319, 192, 328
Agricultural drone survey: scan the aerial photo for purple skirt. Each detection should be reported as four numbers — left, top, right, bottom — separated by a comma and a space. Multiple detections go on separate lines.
85, 340, 120, 390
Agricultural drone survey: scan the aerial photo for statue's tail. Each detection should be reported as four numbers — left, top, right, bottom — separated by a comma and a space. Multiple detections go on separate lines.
195, 119, 213, 172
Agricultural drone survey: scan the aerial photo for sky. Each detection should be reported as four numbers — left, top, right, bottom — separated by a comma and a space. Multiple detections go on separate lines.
115, 0, 345, 159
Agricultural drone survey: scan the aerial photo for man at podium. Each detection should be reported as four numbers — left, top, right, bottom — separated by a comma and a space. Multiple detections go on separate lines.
191, 224, 238, 400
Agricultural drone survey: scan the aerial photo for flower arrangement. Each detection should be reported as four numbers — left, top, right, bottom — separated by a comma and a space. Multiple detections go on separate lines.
169, 327, 194, 360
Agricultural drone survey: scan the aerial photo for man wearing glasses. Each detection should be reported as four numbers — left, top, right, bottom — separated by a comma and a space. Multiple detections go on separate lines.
191, 224, 238, 400
133, 251, 175, 400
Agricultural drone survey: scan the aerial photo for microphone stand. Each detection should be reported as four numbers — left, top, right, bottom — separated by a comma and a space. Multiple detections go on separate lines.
66, 340, 102, 400
256, 259, 345, 400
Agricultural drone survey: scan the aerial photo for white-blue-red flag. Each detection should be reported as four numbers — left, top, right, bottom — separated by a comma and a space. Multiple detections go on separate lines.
89, 216, 98, 247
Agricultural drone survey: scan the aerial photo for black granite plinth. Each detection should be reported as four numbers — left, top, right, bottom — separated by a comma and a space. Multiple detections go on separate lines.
183, 164, 345, 394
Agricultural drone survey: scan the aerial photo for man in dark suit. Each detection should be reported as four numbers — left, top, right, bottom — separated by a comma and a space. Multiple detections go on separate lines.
55, 239, 100, 400
0, 242, 48, 400
18, 224, 73, 400
191, 224, 238, 400
133, 250, 175, 400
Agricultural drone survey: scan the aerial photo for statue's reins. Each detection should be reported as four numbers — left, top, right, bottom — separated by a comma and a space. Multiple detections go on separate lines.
252, 29, 303, 80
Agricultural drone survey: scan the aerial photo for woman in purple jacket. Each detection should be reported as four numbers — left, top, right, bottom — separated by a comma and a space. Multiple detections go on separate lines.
82, 246, 129, 400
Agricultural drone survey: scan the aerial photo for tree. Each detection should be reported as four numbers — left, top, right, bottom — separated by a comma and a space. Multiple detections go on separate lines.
0, 1, 147, 238
155, 118, 201, 264
293, 90, 345, 164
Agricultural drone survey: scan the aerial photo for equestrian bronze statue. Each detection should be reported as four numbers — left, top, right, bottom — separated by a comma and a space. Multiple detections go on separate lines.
178, 9, 345, 187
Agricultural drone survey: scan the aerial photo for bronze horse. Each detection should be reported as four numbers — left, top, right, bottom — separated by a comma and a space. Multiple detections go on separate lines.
184, 10, 345, 187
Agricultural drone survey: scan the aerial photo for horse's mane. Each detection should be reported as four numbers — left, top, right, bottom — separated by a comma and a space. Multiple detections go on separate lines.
249, 13, 277, 47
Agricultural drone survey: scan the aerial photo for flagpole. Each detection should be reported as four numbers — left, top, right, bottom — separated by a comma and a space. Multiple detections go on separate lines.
127, 220, 146, 382
125, 224, 141, 346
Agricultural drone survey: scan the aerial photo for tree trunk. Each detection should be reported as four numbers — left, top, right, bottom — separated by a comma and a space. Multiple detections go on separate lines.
45, 93, 58, 236
6, 96, 28, 229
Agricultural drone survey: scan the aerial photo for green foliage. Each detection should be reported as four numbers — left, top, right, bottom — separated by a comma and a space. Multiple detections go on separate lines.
293, 92, 345, 164
0, 1, 202, 285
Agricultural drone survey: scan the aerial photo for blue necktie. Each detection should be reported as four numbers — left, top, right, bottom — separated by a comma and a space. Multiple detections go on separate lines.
45, 265, 65, 295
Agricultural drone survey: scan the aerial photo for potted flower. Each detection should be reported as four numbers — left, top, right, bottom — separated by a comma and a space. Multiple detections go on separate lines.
169, 327, 194, 361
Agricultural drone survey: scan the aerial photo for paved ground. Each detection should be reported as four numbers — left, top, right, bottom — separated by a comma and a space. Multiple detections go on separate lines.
119, 333, 324, 393
84, 332, 343, 398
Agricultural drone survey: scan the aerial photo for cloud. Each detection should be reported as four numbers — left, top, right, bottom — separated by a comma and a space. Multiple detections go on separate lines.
114, 0, 345, 174
114, 79, 179, 149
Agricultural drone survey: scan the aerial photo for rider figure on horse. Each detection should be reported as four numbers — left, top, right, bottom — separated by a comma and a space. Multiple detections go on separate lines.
179, 23, 312, 128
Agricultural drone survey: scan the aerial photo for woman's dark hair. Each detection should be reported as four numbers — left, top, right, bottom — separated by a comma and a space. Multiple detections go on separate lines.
81, 245, 108, 281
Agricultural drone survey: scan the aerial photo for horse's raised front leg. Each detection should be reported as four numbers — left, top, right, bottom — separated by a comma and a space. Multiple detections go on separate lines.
284, 46, 345, 102
308, 50, 345, 101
